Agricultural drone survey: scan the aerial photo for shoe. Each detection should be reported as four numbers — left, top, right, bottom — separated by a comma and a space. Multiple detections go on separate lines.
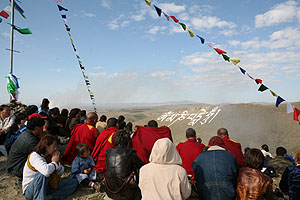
93, 182, 100, 192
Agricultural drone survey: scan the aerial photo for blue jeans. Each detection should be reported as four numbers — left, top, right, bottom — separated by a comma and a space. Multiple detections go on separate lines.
24, 172, 78, 200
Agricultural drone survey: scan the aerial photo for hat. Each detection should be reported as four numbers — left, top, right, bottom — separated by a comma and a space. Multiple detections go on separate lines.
28, 113, 47, 120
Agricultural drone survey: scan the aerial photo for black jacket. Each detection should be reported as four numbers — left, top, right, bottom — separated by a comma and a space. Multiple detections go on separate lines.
6, 129, 39, 177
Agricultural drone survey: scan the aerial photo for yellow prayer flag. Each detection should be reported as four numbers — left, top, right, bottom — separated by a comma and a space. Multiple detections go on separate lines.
89, 92, 93, 95
270, 90, 278, 97
230, 57, 240, 65
145, 0, 151, 6
187, 28, 194, 37
68, 32, 71, 37
70, 38, 74, 43
78, 60, 82, 64
84, 76, 88, 80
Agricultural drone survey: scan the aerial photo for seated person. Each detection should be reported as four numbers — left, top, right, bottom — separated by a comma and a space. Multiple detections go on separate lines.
103, 129, 144, 199
71, 143, 99, 191
268, 146, 294, 176
22, 134, 77, 199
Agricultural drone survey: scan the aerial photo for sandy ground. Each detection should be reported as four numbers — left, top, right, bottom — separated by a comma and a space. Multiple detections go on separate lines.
0, 102, 299, 199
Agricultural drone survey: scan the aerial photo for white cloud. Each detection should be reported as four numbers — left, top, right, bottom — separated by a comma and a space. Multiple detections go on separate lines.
93, 66, 104, 70
191, 16, 236, 30
148, 70, 178, 79
84, 12, 96, 17
101, 0, 111, 8
180, 52, 218, 66
108, 72, 137, 79
107, 15, 124, 30
189, 5, 213, 15
146, 26, 167, 35
56, 68, 62, 73
255, 0, 300, 28
89, 72, 107, 77
159, 3, 186, 14
131, 14, 145, 21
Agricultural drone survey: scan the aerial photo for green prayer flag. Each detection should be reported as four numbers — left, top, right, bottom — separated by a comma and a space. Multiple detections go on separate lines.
66, 27, 71, 31
14, 26, 32, 34
222, 54, 230, 62
178, 22, 186, 31
258, 84, 268, 92
7, 76, 17, 94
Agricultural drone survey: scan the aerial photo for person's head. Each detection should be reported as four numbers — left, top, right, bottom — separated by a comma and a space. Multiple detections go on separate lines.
76, 143, 90, 158
0, 104, 11, 119
208, 136, 226, 149
86, 112, 98, 126
217, 128, 228, 138
26, 105, 38, 117
244, 147, 251, 154
15, 112, 27, 125
49, 107, 60, 119
35, 134, 58, 156
276, 147, 287, 157
27, 117, 46, 135
118, 115, 125, 122
245, 148, 265, 170
115, 130, 131, 147
61, 109, 69, 117
79, 110, 86, 117
196, 137, 202, 144
294, 148, 300, 165
186, 128, 196, 139
69, 108, 81, 118
147, 120, 158, 127
99, 115, 107, 122
261, 144, 269, 152
40, 98, 50, 109
107, 117, 118, 128
124, 122, 133, 132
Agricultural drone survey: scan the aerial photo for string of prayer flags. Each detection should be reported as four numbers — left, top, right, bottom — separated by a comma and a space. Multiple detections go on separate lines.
154, 5, 162, 17
214, 48, 226, 55
187, 29, 194, 37
145, 0, 151, 6
178, 22, 186, 30
13, 26, 32, 34
255, 79, 262, 84
170, 16, 179, 23
57, 3, 97, 112
196, 35, 205, 44
246, 73, 254, 80
162, 12, 169, 21
0, 10, 9, 19
239, 67, 246, 75
230, 57, 240, 65
270, 90, 278, 97
222, 54, 230, 62
4, 6, 11, 13
206, 42, 215, 48
14, 1, 26, 18
258, 84, 268, 92
294, 108, 300, 121
0, 18, 2, 23
287, 103, 294, 114
275, 96, 285, 107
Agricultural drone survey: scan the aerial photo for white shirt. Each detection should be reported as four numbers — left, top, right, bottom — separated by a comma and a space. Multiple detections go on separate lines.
22, 152, 64, 194
0, 115, 16, 132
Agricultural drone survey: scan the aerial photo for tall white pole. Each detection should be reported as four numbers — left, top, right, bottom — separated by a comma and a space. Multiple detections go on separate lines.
10, 0, 15, 74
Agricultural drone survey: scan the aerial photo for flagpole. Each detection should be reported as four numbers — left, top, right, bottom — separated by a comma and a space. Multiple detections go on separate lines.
9, 0, 15, 101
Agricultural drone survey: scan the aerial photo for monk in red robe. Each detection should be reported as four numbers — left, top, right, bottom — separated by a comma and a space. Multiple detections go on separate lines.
61, 112, 99, 165
217, 128, 245, 168
91, 117, 118, 173
176, 128, 205, 177
131, 120, 172, 164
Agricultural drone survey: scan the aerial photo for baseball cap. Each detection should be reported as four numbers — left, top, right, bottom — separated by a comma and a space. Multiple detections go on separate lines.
28, 113, 47, 120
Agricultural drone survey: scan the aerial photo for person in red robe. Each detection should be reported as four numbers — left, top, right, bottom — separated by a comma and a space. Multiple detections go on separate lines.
131, 120, 172, 164
91, 117, 118, 173
176, 128, 205, 177
60, 112, 99, 165
217, 128, 245, 168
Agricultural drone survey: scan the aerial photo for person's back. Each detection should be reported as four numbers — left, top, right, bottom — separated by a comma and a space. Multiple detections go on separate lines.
193, 136, 238, 200
139, 138, 191, 200
268, 147, 293, 177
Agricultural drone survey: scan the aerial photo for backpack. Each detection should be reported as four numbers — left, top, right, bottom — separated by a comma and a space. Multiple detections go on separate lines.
5, 125, 27, 154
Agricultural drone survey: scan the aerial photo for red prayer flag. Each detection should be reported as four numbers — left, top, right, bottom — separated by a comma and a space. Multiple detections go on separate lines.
255, 79, 262, 84
170, 16, 179, 23
214, 48, 226, 54
0, 10, 9, 19
294, 108, 300, 121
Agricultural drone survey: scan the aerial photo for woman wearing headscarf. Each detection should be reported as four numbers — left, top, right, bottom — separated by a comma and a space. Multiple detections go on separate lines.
192, 136, 238, 200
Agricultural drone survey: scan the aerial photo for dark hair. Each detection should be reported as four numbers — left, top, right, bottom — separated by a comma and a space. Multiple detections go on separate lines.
245, 148, 265, 170
244, 147, 251, 154
186, 128, 196, 138
61, 109, 69, 117
147, 120, 158, 127
69, 108, 81, 118
100, 115, 107, 122
49, 107, 60, 116
15, 112, 27, 124
217, 128, 228, 136
125, 122, 133, 132
262, 144, 269, 152
40, 98, 50, 109
276, 147, 287, 156
26, 105, 38, 116
0, 104, 10, 111
118, 115, 125, 122
35, 134, 58, 155
76, 143, 89, 156
27, 117, 45, 131
114, 130, 131, 147
107, 118, 118, 128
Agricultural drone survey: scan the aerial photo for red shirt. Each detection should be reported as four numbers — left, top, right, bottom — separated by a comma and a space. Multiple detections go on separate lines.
222, 136, 245, 168
176, 138, 205, 177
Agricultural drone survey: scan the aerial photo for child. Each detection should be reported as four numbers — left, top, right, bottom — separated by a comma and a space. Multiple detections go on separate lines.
71, 143, 100, 191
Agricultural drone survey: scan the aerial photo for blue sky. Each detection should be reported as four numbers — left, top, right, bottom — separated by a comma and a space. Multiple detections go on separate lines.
0, 0, 299, 108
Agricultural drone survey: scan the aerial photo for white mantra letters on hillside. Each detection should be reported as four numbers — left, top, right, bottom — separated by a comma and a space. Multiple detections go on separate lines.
157, 106, 221, 127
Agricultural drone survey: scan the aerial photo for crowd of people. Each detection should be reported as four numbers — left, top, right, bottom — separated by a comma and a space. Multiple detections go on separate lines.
0, 98, 299, 200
